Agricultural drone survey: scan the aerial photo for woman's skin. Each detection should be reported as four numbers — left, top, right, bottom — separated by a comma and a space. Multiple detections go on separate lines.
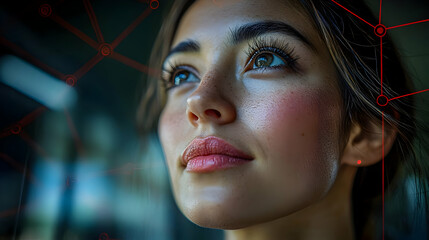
158, 0, 397, 239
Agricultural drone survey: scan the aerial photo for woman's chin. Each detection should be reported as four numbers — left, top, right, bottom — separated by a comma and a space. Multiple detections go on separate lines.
182, 207, 258, 230
178, 201, 284, 230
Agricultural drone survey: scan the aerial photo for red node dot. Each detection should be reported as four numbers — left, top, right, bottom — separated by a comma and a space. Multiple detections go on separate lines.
39, 4, 52, 18
357, 160, 362, 165
64, 75, 77, 86
99, 43, 113, 56
374, 24, 386, 37
150, 0, 159, 9
376, 94, 389, 106
99, 233, 109, 240
11, 124, 22, 135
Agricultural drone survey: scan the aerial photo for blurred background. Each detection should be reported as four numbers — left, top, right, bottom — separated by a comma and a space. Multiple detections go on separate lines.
0, 0, 428, 239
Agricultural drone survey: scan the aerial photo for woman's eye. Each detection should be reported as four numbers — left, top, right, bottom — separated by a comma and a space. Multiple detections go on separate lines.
173, 70, 199, 86
253, 52, 286, 69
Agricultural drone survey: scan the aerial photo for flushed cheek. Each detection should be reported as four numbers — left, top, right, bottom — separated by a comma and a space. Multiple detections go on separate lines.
249, 88, 340, 198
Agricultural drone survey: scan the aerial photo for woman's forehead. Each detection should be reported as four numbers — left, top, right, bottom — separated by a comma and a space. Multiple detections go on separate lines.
171, 0, 320, 50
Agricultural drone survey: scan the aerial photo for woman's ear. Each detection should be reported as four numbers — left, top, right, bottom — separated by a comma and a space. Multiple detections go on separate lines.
341, 119, 398, 167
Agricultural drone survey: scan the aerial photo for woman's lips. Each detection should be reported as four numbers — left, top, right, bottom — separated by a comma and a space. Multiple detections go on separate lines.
181, 136, 254, 173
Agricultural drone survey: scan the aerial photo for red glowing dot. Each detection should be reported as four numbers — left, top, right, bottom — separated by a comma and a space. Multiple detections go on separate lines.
150, 0, 159, 9
357, 160, 362, 165
39, 4, 52, 18
374, 24, 386, 37
64, 75, 77, 86
98, 233, 109, 240
376, 94, 389, 106
11, 124, 22, 135
99, 43, 112, 56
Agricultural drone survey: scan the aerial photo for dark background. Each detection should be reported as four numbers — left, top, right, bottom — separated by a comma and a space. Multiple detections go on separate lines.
0, 0, 428, 239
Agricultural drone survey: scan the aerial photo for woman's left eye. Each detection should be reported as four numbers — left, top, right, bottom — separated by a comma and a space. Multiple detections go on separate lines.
252, 52, 286, 69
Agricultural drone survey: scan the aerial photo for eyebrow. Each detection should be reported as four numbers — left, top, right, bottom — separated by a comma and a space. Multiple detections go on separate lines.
162, 20, 315, 65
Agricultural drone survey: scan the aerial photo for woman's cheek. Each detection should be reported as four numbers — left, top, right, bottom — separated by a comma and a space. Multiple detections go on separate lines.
247, 87, 340, 198
158, 102, 186, 170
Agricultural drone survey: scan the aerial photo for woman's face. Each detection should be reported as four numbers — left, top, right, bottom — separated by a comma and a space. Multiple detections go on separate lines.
158, 0, 343, 229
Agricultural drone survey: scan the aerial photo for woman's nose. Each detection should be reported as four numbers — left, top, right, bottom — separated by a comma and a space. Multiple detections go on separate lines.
185, 80, 236, 127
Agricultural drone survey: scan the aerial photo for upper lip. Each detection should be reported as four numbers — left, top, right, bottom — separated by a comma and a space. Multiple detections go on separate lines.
181, 136, 254, 166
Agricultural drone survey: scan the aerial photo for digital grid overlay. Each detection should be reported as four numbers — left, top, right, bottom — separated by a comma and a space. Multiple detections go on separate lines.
0, 0, 428, 239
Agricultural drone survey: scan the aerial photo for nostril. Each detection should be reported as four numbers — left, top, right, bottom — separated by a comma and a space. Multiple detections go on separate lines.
189, 112, 199, 122
205, 109, 221, 118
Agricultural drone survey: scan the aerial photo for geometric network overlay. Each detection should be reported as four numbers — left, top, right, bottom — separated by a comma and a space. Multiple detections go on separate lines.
331, 0, 429, 239
0, 0, 428, 239
332, 0, 428, 239
1, 0, 161, 239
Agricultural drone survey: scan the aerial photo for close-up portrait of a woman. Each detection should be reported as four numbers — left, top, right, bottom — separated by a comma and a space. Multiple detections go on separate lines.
137, 0, 429, 239
1, 0, 429, 239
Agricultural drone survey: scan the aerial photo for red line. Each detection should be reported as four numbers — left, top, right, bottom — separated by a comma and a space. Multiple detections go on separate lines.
0, 203, 35, 219
382, 111, 385, 240
379, 0, 382, 24
19, 131, 49, 158
50, 14, 99, 49
389, 88, 429, 101
0, 153, 24, 173
73, 53, 104, 79
109, 52, 159, 76
0, 37, 66, 80
380, 37, 383, 95
386, 19, 429, 30
83, 0, 104, 43
64, 109, 86, 156
111, 6, 153, 49
18, 107, 48, 126
330, 0, 375, 28
0, 107, 47, 139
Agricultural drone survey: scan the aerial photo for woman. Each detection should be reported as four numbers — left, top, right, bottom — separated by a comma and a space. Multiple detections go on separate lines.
138, 0, 429, 239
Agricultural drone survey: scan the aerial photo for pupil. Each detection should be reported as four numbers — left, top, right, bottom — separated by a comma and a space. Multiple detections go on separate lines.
256, 53, 273, 67
175, 72, 188, 85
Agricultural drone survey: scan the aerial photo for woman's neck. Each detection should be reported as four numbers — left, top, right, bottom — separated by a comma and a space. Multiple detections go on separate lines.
224, 165, 357, 240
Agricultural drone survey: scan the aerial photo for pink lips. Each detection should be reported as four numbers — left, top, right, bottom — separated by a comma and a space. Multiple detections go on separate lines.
182, 136, 254, 173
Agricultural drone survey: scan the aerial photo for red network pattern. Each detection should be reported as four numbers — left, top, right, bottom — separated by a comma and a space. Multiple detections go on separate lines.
0, 0, 427, 238
0, 0, 160, 237
0, 0, 160, 159
331, 0, 429, 239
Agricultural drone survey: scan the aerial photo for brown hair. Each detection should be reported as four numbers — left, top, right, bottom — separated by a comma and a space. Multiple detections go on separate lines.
137, 0, 429, 238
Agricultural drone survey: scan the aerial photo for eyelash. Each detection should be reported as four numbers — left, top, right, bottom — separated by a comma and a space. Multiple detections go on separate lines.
160, 37, 300, 91
244, 36, 299, 72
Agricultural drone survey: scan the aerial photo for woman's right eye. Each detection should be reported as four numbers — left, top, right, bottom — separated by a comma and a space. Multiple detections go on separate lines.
162, 66, 200, 91
172, 70, 200, 86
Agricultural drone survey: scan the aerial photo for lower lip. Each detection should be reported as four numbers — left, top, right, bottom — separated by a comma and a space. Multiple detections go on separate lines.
185, 155, 252, 173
